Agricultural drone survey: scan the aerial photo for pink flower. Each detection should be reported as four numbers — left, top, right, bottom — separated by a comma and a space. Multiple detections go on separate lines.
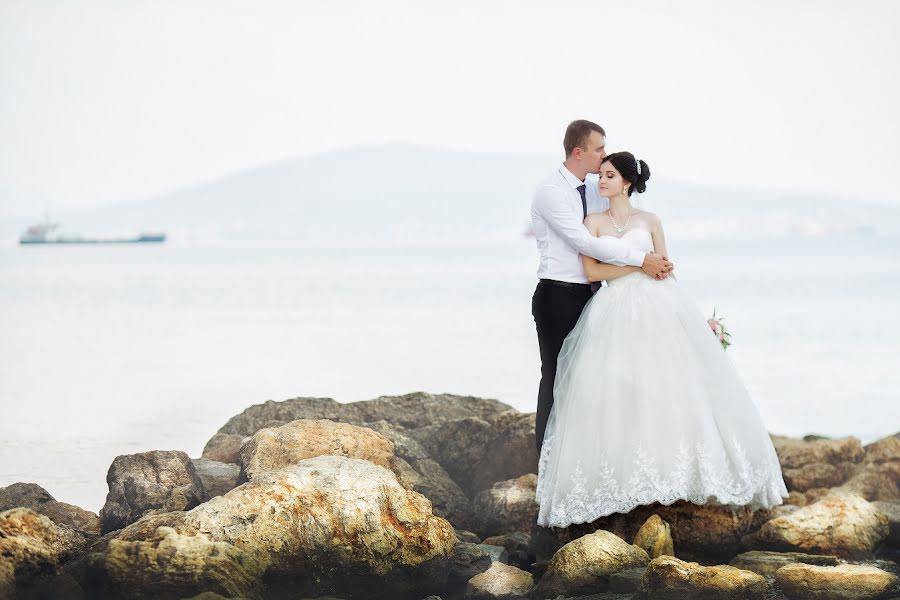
708, 319, 720, 332
718, 333, 726, 342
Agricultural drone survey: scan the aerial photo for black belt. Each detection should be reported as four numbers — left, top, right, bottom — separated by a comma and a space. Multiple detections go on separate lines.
539, 278, 592, 290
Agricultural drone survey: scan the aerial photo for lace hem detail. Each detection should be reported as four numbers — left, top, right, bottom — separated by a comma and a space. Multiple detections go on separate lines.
535, 432, 788, 528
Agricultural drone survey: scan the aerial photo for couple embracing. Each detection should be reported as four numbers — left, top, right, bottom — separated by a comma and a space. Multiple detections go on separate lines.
530, 120, 789, 528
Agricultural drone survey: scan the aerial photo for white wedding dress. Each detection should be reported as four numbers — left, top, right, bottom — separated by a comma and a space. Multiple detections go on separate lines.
535, 227, 789, 528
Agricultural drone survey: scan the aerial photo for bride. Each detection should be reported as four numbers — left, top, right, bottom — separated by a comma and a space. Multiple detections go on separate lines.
535, 152, 789, 528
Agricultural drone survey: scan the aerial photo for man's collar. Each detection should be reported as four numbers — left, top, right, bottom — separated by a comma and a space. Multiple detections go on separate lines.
559, 163, 585, 188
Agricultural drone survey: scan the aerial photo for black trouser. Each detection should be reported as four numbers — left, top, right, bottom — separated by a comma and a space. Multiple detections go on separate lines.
532, 279, 593, 452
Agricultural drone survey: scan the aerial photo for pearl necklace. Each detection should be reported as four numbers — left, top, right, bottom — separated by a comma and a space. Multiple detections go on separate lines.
608, 206, 632, 233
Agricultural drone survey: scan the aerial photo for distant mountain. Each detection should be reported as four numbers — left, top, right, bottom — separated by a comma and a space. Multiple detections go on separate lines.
2, 144, 899, 243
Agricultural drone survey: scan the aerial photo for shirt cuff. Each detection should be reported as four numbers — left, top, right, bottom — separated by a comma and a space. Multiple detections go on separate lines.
626, 249, 646, 268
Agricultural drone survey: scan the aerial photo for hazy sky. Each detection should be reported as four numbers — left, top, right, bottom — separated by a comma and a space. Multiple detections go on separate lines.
2, 0, 899, 214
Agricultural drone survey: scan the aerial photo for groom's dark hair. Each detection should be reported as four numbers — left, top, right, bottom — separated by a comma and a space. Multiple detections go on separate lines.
564, 120, 606, 157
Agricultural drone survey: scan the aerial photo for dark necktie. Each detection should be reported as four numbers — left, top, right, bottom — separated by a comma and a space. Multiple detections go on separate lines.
577, 184, 587, 219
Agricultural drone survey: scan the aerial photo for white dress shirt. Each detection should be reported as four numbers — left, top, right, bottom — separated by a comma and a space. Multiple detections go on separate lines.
531, 164, 646, 283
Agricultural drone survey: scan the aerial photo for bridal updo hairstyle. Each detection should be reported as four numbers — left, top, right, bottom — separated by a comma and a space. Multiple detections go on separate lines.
601, 152, 651, 196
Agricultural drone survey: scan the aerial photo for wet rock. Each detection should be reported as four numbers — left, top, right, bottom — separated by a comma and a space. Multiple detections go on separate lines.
98, 450, 205, 534
200, 433, 245, 464
535, 530, 649, 598
728, 550, 840, 576
478, 544, 509, 565
481, 532, 532, 570
743, 491, 889, 558
190, 457, 241, 500
456, 529, 482, 544
410, 411, 538, 498
464, 561, 533, 599
633, 555, 766, 600
774, 562, 899, 600
472, 475, 538, 538
238, 419, 397, 481
632, 514, 674, 559
99, 526, 264, 600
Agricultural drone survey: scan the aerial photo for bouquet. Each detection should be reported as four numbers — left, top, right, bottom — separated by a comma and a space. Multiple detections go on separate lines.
708, 309, 732, 350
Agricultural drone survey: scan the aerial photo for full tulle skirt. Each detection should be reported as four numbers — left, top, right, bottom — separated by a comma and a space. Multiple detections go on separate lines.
535, 271, 788, 528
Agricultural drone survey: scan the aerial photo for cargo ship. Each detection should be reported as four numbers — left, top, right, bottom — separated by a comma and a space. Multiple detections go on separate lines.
19, 220, 166, 245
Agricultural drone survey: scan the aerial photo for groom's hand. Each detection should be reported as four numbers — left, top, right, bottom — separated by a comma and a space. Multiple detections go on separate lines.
642, 252, 674, 280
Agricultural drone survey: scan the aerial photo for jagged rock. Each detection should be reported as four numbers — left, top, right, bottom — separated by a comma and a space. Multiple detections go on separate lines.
874, 500, 900, 546
409, 411, 537, 498
478, 544, 509, 565
632, 515, 674, 559
464, 561, 533, 599
448, 542, 493, 593
99, 526, 264, 600
214, 392, 513, 438
200, 433, 245, 464
634, 555, 766, 600
771, 435, 865, 492
804, 487, 833, 503
743, 491, 889, 558
728, 550, 840, 576
864, 434, 900, 464
535, 530, 649, 597
0, 508, 88, 591
79, 456, 456, 599
238, 419, 397, 481
364, 420, 475, 530
98, 450, 205, 534
532, 501, 757, 562
190, 457, 241, 500
785, 491, 808, 506
0, 482, 55, 510
472, 475, 538, 538
774, 562, 900, 600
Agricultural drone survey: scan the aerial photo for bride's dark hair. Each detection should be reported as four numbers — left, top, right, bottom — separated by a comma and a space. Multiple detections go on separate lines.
601, 152, 650, 196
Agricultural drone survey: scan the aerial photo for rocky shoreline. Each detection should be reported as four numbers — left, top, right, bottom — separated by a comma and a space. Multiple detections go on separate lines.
1, 391, 898, 599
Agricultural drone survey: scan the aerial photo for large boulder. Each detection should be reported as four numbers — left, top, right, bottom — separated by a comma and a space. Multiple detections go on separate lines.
774, 563, 900, 600
743, 490, 889, 558
633, 555, 767, 600
408, 411, 538, 497
533, 501, 757, 562
98, 450, 205, 534
213, 392, 513, 438
534, 529, 649, 598
447, 542, 493, 595
472, 474, 538, 538
771, 435, 865, 492
874, 500, 900, 546
728, 550, 839, 576
360, 420, 475, 530
98, 526, 264, 600
464, 561, 533, 599
78, 456, 456, 599
238, 419, 397, 480
0, 508, 88, 592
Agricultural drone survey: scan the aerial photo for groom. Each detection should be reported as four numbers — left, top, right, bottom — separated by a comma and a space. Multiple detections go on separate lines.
531, 120, 673, 452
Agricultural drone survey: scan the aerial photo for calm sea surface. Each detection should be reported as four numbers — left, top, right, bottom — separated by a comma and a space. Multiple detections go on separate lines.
1, 235, 899, 512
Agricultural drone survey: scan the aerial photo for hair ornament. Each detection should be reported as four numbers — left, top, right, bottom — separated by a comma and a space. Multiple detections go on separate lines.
635, 157, 642, 175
